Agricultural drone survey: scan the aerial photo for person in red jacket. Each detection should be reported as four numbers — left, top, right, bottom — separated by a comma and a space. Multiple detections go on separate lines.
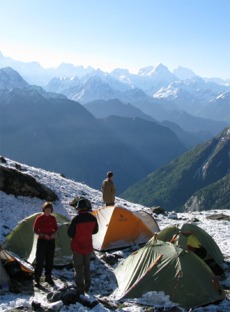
33, 202, 58, 285
68, 198, 98, 296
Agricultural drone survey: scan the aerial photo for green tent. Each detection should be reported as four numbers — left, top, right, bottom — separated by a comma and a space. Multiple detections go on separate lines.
114, 240, 225, 309
3, 213, 72, 266
157, 223, 224, 275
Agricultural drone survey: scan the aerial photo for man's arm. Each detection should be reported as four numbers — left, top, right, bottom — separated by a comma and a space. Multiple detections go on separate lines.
93, 218, 99, 235
68, 218, 77, 238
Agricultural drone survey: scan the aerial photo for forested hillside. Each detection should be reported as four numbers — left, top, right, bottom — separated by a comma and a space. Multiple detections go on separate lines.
121, 127, 230, 211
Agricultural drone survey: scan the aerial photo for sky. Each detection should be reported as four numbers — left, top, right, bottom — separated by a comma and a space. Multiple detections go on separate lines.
0, 0, 229, 79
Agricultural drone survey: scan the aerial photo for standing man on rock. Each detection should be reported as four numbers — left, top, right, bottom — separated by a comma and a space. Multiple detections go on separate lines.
101, 171, 116, 206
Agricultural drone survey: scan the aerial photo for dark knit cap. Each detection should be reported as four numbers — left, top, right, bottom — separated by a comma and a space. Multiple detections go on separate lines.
76, 198, 92, 211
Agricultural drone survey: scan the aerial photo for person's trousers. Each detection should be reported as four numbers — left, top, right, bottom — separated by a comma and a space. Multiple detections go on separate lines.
35, 238, 55, 277
72, 251, 91, 293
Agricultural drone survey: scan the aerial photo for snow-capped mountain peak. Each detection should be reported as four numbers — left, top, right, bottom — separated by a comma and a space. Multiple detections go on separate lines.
138, 65, 155, 76
154, 84, 180, 99
137, 64, 178, 88
173, 66, 198, 80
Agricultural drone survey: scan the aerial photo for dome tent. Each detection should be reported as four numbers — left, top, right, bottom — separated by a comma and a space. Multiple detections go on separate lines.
114, 239, 225, 309
157, 223, 224, 275
3, 212, 72, 266
92, 205, 160, 251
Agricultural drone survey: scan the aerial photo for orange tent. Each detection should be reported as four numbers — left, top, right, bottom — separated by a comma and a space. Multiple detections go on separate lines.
92, 205, 160, 251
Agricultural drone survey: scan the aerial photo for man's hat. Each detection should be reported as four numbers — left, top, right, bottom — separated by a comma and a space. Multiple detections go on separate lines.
76, 198, 92, 211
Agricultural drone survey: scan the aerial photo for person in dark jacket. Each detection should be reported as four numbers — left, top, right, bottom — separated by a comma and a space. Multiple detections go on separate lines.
33, 202, 58, 285
68, 198, 98, 296
101, 171, 116, 206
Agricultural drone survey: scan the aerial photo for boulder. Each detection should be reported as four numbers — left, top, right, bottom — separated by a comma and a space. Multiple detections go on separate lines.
151, 206, 165, 215
0, 165, 58, 201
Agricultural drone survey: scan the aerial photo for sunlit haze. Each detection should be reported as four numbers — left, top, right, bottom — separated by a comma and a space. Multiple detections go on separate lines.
0, 0, 229, 78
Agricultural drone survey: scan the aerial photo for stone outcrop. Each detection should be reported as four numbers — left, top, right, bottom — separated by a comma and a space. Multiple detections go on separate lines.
0, 165, 58, 201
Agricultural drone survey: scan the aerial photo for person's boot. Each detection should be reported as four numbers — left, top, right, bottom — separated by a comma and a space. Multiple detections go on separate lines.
84, 285, 90, 294
45, 274, 55, 286
76, 289, 85, 300
34, 275, 40, 285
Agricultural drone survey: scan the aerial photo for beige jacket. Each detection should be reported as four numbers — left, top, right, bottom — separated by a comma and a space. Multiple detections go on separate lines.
101, 178, 116, 205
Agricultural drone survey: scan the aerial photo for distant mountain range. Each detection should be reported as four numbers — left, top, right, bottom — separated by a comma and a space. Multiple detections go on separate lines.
121, 127, 230, 211
1, 51, 228, 143
43, 64, 230, 124
0, 67, 186, 194
0, 52, 229, 208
